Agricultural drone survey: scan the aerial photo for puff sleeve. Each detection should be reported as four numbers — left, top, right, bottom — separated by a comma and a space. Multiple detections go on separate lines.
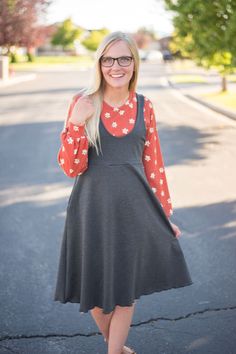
142, 98, 173, 218
57, 96, 89, 178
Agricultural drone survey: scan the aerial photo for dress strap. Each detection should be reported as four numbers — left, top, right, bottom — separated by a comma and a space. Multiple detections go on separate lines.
135, 92, 145, 129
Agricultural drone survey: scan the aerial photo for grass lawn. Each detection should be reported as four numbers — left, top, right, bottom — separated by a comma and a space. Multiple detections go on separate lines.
167, 59, 196, 70
228, 75, 236, 82
170, 74, 207, 84
170, 74, 236, 85
200, 91, 236, 111
10, 55, 94, 71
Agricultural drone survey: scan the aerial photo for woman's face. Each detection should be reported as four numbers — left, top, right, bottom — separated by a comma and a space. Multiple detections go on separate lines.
100, 40, 135, 91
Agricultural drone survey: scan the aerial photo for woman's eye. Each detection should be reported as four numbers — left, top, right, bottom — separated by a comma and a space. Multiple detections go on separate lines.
102, 57, 112, 64
120, 57, 131, 64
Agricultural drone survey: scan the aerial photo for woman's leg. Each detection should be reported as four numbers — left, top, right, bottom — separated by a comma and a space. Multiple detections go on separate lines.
90, 302, 136, 354
90, 306, 114, 343
107, 303, 136, 354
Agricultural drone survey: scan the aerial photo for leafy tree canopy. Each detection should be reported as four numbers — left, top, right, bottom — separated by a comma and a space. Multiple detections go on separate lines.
165, 0, 236, 74
81, 28, 110, 51
51, 18, 83, 49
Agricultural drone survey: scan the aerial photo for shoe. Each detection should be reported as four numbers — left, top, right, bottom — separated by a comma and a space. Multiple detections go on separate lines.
122, 345, 136, 354
104, 338, 136, 354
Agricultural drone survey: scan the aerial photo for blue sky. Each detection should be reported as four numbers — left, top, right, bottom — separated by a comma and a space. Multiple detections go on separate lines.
44, 0, 174, 37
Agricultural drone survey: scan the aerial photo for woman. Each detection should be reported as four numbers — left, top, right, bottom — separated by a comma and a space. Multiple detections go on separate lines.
54, 31, 193, 354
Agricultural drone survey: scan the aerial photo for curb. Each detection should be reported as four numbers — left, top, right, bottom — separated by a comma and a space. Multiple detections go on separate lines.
0, 73, 37, 88
167, 79, 236, 121
185, 94, 236, 121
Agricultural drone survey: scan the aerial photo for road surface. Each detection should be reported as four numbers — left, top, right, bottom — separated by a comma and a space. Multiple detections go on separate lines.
0, 61, 236, 354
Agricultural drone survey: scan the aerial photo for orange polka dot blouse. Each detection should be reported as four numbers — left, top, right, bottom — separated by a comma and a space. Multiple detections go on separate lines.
57, 91, 173, 218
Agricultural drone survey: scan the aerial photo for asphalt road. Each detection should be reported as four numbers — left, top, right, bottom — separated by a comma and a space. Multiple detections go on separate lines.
0, 61, 236, 354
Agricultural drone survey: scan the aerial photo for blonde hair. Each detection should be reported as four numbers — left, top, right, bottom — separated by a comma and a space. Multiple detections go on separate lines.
74, 31, 140, 155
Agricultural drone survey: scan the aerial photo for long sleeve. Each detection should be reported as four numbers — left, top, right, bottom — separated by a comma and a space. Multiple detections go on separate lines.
57, 97, 89, 178
142, 98, 173, 218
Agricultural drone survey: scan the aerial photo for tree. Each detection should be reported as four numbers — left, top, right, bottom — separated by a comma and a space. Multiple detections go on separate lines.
165, 0, 236, 91
82, 28, 110, 51
0, 0, 51, 61
168, 32, 195, 59
51, 18, 83, 50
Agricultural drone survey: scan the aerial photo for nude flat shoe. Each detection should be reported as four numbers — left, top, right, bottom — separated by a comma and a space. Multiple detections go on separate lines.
122, 345, 137, 354
104, 338, 136, 354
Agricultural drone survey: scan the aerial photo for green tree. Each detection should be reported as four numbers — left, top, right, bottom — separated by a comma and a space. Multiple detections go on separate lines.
165, 0, 236, 91
169, 32, 195, 58
82, 28, 110, 51
51, 18, 83, 50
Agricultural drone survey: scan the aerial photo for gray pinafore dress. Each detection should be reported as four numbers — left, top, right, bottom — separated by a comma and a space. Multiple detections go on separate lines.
54, 93, 193, 314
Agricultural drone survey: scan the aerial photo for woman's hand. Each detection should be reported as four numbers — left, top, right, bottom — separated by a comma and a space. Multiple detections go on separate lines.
69, 95, 95, 126
169, 221, 181, 239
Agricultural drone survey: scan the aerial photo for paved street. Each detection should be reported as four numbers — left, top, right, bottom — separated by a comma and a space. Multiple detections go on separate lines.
0, 61, 236, 354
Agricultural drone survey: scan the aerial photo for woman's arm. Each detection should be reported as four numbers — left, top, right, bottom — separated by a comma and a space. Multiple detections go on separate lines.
57, 96, 89, 178
142, 98, 173, 219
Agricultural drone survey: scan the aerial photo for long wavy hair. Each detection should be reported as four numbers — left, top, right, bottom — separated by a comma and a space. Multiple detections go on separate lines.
74, 31, 140, 155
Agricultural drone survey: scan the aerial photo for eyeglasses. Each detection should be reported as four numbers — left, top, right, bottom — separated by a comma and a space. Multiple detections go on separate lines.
100, 56, 133, 67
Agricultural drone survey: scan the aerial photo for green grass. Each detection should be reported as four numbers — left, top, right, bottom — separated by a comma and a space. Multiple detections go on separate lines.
170, 73, 236, 84
170, 74, 207, 84
167, 59, 196, 70
228, 75, 236, 82
201, 91, 236, 110
10, 55, 94, 71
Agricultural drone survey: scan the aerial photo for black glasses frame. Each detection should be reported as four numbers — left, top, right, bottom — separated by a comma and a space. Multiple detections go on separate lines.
100, 56, 133, 67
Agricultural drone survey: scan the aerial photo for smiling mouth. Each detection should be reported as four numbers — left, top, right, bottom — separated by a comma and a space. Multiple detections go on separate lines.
110, 74, 125, 78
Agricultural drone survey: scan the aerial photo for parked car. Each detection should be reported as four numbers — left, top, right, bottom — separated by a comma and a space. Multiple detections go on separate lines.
162, 50, 173, 61
139, 50, 163, 61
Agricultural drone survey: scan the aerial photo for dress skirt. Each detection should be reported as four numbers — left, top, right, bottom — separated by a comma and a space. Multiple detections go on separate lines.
54, 93, 193, 314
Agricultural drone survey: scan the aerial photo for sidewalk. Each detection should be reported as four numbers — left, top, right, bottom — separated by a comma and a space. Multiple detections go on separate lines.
0, 62, 93, 89
165, 60, 236, 120
0, 71, 37, 88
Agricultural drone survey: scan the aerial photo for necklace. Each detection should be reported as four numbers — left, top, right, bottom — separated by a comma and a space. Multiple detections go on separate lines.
104, 92, 130, 109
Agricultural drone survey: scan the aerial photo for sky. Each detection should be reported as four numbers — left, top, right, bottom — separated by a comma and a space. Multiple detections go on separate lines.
44, 0, 174, 37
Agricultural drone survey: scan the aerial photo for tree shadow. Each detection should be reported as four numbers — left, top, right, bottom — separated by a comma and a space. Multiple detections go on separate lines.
0, 118, 218, 189
157, 122, 219, 167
